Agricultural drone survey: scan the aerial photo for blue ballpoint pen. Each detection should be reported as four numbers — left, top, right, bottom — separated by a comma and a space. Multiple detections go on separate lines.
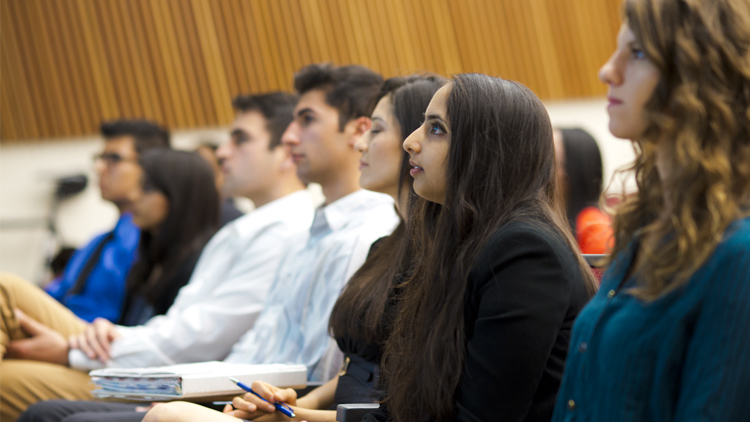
228, 377, 296, 418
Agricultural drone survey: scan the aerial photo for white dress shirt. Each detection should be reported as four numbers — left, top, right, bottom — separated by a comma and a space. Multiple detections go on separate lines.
224, 189, 399, 382
69, 190, 316, 370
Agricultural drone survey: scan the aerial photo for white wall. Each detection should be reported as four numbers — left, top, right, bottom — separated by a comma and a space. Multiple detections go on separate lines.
0, 98, 635, 283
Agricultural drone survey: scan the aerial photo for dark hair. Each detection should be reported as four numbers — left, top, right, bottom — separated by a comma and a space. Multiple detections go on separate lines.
293, 63, 384, 130
383, 74, 598, 422
126, 149, 219, 312
232, 92, 298, 149
100, 119, 170, 153
329, 74, 446, 346
558, 128, 603, 231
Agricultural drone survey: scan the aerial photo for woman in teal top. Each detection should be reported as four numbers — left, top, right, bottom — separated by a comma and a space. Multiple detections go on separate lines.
553, 0, 750, 421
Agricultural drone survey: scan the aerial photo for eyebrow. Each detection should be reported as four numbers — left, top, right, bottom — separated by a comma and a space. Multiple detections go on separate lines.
371, 116, 386, 123
230, 129, 248, 138
425, 113, 446, 123
295, 107, 314, 117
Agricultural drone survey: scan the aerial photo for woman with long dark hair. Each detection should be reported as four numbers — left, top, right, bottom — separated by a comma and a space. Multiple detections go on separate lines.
141, 75, 446, 422
364, 74, 597, 422
552, 0, 750, 420
553, 128, 613, 254
116, 149, 219, 326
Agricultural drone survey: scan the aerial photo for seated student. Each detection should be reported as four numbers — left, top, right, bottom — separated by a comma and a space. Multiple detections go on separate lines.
141, 74, 447, 422
361, 74, 598, 422
553, 128, 613, 254
552, 0, 750, 420
1, 92, 315, 421
195, 142, 244, 227
16, 64, 397, 422
116, 149, 219, 327
43, 120, 170, 323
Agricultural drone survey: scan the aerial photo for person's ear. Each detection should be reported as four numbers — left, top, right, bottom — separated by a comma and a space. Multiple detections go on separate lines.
347, 117, 372, 147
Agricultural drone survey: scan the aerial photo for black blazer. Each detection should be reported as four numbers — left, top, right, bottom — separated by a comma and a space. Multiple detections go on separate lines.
363, 219, 592, 422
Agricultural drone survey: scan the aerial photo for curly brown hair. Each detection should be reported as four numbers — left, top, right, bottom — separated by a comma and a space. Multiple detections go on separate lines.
607, 0, 750, 300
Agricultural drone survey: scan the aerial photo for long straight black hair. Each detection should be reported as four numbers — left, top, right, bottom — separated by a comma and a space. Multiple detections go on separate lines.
329, 74, 446, 345
125, 149, 219, 313
382, 74, 598, 422
558, 128, 603, 231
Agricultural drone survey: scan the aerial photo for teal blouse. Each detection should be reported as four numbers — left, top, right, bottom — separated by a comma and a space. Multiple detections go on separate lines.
552, 217, 750, 422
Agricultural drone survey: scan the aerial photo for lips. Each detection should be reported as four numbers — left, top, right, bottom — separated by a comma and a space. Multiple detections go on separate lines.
290, 153, 305, 163
359, 160, 368, 170
409, 160, 423, 176
607, 96, 623, 106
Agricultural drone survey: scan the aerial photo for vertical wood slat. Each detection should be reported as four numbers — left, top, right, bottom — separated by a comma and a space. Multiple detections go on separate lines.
1, 0, 619, 143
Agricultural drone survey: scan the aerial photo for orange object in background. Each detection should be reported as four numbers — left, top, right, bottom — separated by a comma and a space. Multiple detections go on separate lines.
576, 206, 614, 254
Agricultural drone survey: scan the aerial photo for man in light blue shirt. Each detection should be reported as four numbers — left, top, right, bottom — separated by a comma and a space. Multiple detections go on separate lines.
224, 63, 398, 381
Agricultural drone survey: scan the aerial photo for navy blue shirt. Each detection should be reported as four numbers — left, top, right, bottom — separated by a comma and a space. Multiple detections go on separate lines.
553, 217, 750, 422
45, 214, 140, 322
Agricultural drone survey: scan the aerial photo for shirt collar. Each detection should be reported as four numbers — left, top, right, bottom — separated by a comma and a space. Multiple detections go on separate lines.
232, 190, 313, 237
316, 189, 394, 233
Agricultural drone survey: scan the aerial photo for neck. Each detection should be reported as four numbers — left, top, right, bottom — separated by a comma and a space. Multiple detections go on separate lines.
320, 163, 362, 205
248, 175, 306, 209
389, 188, 409, 221
114, 201, 134, 215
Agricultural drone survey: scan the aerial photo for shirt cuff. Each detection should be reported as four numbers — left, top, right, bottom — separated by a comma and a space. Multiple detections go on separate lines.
68, 348, 106, 372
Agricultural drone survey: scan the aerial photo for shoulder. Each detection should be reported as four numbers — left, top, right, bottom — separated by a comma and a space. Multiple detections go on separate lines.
470, 219, 582, 289
696, 217, 750, 286
716, 217, 750, 257
480, 219, 573, 261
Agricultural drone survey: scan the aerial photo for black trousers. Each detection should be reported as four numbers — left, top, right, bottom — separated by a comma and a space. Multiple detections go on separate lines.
18, 400, 144, 422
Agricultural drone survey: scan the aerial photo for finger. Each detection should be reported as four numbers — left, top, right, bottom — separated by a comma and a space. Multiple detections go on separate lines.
6, 339, 29, 359
275, 388, 297, 403
14, 309, 45, 336
251, 381, 277, 403
222, 404, 234, 414
85, 325, 108, 361
76, 333, 96, 359
68, 335, 79, 350
233, 396, 258, 413
94, 319, 112, 354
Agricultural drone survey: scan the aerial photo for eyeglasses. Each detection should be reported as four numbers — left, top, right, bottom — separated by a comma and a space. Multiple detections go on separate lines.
93, 152, 138, 167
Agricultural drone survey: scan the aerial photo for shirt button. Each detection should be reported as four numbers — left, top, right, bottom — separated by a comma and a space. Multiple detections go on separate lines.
568, 399, 576, 410
578, 342, 588, 353
607, 289, 616, 299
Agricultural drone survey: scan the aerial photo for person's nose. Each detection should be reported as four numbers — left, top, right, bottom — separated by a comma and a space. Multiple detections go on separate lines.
354, 130, 370, 153
281, 121, 301, 147
598, 52, 622, 87
403, 128, 421, 155
216, 141, 231, 162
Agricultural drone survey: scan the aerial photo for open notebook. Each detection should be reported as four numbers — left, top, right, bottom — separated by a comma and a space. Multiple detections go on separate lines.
90, 361, 307, 401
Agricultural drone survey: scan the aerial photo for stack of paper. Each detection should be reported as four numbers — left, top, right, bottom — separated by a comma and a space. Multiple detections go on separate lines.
90, 361, 307, 401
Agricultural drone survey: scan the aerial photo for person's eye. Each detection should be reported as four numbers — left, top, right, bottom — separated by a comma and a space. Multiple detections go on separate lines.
428, 122, 446, 135
301, 114, 315, 125
631, 47, 646, 60
233, 135, 249, 145
371, 128, 383, 135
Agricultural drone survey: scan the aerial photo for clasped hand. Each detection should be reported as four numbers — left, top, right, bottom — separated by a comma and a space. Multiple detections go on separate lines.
223, 380, 299, 421
68, 317, 122, 362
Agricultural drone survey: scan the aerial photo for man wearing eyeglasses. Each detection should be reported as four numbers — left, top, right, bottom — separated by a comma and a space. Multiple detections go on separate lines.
43, 120, 170, 324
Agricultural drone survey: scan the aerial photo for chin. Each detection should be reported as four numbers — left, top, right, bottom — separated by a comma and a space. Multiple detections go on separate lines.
608, 121, 636, 140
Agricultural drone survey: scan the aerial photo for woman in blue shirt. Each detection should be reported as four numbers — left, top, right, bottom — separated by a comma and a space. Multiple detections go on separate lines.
552, 0, 750, 421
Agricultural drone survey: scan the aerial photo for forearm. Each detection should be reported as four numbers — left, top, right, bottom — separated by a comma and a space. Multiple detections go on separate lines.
286, 407, 336, 422
297, 376, 338, 410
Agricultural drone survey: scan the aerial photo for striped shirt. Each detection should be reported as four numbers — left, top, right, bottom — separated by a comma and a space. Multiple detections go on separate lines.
553, 216, 750, 422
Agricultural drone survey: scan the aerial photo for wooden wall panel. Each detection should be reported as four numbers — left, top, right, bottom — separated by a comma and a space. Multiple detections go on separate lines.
0, 0, 622, 143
